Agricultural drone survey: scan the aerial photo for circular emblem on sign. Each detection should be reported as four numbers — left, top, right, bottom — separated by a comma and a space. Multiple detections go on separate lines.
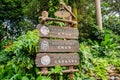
40, 26, 50, 36
41, 40, 49, 51
41, 55, 51, 65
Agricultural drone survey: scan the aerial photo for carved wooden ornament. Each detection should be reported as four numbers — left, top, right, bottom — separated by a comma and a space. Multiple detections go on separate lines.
54, 11, 70, 18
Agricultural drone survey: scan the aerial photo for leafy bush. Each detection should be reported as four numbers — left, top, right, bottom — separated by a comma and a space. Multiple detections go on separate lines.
78, 25, 104, 43
78, 42, 108, 80
0, 30, 39, 79
77, 42, 95, 80
103, 15, 120, 35
88, 29, 119, 57
77, 30, 120, 80
93, 58, 108, 80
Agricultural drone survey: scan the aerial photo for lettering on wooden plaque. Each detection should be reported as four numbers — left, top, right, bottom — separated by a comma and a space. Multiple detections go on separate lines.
35, 53, 80, 67
37, 24, 79, 39
38, 39, 79, 52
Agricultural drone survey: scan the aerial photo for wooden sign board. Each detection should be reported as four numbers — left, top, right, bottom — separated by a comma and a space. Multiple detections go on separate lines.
37, 24, 79, 39
38, 39, 79, 52
35, 53, 79, 67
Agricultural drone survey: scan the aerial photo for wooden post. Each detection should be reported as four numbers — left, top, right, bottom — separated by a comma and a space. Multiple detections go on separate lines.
69, 66, 74, 80
66, 6, 74, 80
95, 0, 103, 30
41, 11, 49, 75
41, 68, 48, 75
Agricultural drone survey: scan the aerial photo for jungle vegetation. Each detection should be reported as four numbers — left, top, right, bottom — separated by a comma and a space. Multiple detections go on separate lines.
0, 0, 120, 80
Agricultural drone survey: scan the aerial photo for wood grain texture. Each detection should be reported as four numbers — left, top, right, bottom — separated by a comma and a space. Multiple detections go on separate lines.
35, 53, 80, 67
38, 39, 79, 52
37, 24, 79, 39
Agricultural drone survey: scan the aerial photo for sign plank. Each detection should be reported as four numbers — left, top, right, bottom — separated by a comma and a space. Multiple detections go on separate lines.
38, 39, 79, 52
35, 53, 79, 67
37, 24, 79, 39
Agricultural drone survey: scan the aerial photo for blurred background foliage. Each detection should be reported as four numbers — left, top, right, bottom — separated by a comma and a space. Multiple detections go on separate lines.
0, 0, 120, 80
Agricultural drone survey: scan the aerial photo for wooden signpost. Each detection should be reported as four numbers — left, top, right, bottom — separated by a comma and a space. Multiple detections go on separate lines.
35, 2, 79, 80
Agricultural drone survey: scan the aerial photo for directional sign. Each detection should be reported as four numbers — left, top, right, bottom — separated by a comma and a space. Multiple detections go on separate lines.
38, 39, 79, 52
37, 24, 79, 39
35, 53, 80, 67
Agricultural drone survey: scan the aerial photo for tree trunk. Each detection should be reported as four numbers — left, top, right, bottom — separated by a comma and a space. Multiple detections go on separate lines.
72, 1, 78, 28
95, 0, 103, 30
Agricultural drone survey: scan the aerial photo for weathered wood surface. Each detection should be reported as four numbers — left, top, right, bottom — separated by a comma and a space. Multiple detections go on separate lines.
37, 24, 79, 39
54, 11, 70, 18
60, 2, 76, 18
38, 39, 79, 52
35, 53, 79, 67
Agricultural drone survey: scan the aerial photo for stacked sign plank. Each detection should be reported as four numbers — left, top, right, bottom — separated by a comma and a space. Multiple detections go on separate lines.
35, 2, 79, 80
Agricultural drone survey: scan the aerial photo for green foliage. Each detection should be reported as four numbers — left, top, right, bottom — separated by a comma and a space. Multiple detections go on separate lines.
102, 0, 120, 36
37, 76, 51, 80
78, 25, 104, 42
102, 0, 120, 15
1, 0, 120, 80
36, 66, 63, 80
0, 0, 39, 41
78, 43, 95, 80
49, 66, 63, 80
48, 0, 59, 17
0, 29, 64, 80
0, 0, 23, 20
108, 58, 120, 71
93, 58, 108, 80
18, 19, 35, 36
46, 21, 66, 27
5, 29, 39, 54
0, 30, 39, 79
78, 30, 120, 80
88, 29, 119, 57
78, 42, 108, 80
49, 66, 62, 75
103, 16, 120, 35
